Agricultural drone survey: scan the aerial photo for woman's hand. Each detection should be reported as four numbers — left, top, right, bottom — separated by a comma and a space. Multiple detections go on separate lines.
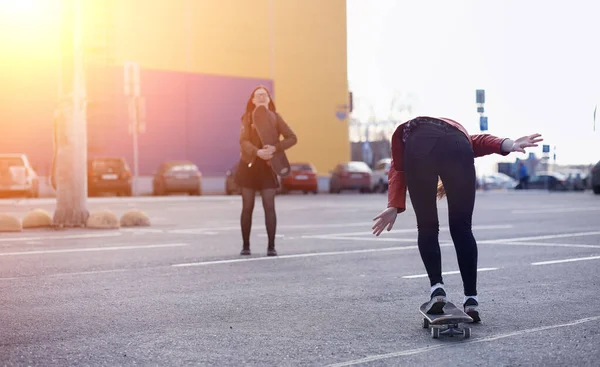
263, 145, 277, 155
511, 134, 544, 153
372, 207, 398, 236
257, 149, 273, 160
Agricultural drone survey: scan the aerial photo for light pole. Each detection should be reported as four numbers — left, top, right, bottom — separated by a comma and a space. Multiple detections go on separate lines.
52, 0, 89, 227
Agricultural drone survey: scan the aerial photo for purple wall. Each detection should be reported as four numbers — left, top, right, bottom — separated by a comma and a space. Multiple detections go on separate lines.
88, 66, 273, 175
0, 65, 272, 176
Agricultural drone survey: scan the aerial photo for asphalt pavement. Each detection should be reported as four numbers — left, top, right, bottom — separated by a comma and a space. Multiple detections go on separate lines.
0, 190, 599, 366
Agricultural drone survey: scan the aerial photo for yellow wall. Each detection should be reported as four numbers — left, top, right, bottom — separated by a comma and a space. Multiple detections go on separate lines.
273, 0, 350, 175
103, 0, 349, 175
0, 0, 349, 175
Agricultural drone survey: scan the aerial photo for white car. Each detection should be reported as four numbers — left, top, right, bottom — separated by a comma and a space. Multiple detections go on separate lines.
478, 172, 518, 190
0, 153, 39, 198
371, 158, 391, 193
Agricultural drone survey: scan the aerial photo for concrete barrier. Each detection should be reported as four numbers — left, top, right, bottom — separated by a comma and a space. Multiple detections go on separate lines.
22, 208, 53, 229
120, 209, 151, 227
0, 214, 22, 232
87, 210, 120, 229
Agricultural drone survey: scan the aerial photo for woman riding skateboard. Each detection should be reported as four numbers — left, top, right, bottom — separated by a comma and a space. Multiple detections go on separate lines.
235, 86, 297, 256
372, 116, 542, 322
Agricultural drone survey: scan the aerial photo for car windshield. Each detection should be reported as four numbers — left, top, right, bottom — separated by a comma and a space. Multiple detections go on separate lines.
347, 162, 371, 172
0, 157, 25, 168
92, 159, 125, 171
168, 164, 198, 172
291, 164, 313, 171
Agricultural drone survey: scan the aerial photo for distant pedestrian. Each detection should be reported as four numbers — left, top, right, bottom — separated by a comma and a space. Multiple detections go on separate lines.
235, 86, 297, 256
371, 116, 542, 322
518, 162, 529, 189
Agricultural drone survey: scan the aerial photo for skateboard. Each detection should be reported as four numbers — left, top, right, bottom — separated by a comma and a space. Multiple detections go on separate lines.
252, 105, 291, 177
419, 301, 473, 339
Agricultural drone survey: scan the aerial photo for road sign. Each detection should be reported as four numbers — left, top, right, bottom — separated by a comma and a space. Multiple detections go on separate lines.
542, 144, 550, 153
128, 97, 146, 134
124, 61, 140, 97
479, 116, 488, 131
476, 89, 485, 104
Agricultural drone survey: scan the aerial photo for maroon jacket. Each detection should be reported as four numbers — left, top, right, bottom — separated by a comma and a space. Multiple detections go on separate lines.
388, 117, 510, 212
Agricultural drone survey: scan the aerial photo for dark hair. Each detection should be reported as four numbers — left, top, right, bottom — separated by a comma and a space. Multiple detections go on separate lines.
244, 85, 276, 117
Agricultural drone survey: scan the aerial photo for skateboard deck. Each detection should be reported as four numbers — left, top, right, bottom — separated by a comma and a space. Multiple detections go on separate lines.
419, 301, 473, 339
252, 105, 291, 177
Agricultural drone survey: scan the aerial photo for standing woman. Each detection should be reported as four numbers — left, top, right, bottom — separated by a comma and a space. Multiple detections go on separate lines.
235, 86, 297, 256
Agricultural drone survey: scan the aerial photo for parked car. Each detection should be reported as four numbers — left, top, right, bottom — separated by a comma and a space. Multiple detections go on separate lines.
370, 158, 391, 193
0, 153, 39, 198
527, 172, 569, 191
153, 160, 202, 196
329, 161, 372, 193
591, 160, 600, 195
225, 163, 241, 195
479, 172, 518, 190
281, 162, 318, 194
565, 172, 586, 191
88, 157, 132, 196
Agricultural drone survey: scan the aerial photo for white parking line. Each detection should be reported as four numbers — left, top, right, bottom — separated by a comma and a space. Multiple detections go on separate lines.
326, 315, 600, 367
172, 245, 421, 267
532, 255, 600, 266
491, 241, 600, 249
0, 232, 122, 243
160, 222, 379, 235
512, 207, 600, 214
402, 267, 499, 279
480, 231, 600, 244
0, 243, 188, 257
305, 237, 418, 243
48, 269, 129, 277
302, 224, 514, 239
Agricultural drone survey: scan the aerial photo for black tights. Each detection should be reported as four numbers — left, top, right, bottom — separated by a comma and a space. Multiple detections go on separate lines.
241, 188, 277, 250
404, 121, 479, 296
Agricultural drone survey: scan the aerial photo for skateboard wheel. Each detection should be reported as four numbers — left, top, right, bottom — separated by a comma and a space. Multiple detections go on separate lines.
463, 327, 471, 339
423, 318, 429, 329
431, 327, 440, 339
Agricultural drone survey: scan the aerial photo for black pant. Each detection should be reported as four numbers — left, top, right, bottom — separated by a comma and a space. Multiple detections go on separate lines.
519, 176, 529, 189
404, 121, 478, 296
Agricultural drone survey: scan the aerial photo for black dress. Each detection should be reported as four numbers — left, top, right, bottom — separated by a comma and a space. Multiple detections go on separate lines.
234, 122, 280, 191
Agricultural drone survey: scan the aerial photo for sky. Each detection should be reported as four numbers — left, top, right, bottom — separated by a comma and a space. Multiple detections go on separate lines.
347, 0, 600, 167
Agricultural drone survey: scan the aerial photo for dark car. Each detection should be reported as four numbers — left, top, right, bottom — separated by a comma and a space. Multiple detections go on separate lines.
88, 157, 132, 196
329, 161, 372, 194
281, 162, 318, 194
591, 160, 600, 195
153, 161, 202, 196
527, 172, 569, 191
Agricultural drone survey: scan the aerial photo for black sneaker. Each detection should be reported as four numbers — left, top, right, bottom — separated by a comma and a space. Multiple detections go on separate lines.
464, 298, 481, 323
425, 287, 447, 314
240, 248, 251, 256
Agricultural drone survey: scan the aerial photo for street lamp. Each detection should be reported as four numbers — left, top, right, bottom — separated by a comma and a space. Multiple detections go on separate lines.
52, 0, 89, 227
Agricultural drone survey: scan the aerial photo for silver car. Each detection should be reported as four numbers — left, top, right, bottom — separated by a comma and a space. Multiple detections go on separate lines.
0, 153, 39, 198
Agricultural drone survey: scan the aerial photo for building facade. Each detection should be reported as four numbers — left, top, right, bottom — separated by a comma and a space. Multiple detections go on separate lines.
0, 0, 349, 176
